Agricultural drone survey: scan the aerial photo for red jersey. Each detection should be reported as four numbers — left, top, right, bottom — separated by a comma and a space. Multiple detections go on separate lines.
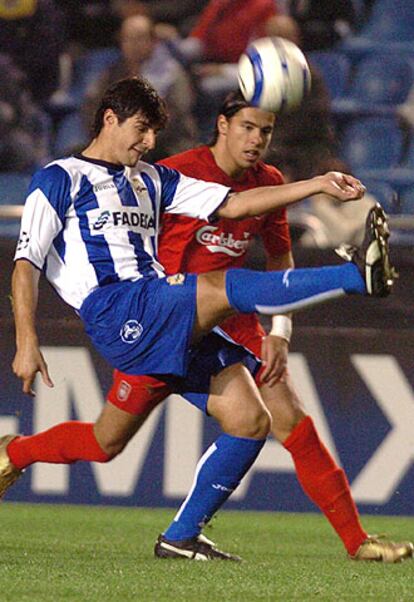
190, 0, 277, 63
157, 145, 291, 357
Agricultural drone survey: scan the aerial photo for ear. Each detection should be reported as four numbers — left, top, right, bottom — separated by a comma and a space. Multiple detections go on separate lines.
217, 114, 229, 137
103, 108, 117, 126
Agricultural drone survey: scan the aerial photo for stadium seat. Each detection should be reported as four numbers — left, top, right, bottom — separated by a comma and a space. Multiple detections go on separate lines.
358, 133, 414, 188
332, 55, 414, 116
356, 55, 413, 105
359, 0, 414, 42
0, 173, 32, 205
340, 117, 403, 171
308, 51, 351, 99
0, 172, 31, 238
399, 186, 414, 214
342, 0, 414, 57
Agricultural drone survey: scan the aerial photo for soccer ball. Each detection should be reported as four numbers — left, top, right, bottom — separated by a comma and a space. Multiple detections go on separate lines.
238, 37, 311, 113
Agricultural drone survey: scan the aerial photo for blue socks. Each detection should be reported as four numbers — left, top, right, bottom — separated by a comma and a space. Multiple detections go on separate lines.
225, 263, 365, 315
163, 434, 265, 541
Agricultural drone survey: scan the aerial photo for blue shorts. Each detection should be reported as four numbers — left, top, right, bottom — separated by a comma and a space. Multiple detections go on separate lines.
172, 330, 260, 414
79, 274, 198, 377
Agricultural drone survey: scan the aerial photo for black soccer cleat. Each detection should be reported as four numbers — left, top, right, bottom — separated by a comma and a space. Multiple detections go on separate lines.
336, 203, 397, 297
154, 533, 242, 561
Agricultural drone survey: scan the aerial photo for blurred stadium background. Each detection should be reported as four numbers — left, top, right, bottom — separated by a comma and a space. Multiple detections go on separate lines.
0, 0, 413, 518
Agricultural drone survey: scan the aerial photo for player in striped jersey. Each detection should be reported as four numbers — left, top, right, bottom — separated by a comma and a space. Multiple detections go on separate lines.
4, 77, 399, 560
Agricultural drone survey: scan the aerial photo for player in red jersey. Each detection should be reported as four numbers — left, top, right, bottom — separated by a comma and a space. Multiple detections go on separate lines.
107, 93, 412, 563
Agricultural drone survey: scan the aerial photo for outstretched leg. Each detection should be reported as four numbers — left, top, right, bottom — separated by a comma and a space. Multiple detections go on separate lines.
194, 204, 395, 338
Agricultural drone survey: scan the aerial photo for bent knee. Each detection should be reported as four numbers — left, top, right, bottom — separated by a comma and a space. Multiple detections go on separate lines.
248, 407, 272, 439
98, 440, 127, 461
93, 405, 146, 461
250, 408, 272, 439
221, 406, 272, 440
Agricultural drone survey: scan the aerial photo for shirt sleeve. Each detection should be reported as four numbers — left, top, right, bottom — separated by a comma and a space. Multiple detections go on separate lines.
156, 164, 231, 222
14, 165, 71, 269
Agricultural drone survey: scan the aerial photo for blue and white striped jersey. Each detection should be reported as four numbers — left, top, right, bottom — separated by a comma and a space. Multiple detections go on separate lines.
14, 155, 230, 309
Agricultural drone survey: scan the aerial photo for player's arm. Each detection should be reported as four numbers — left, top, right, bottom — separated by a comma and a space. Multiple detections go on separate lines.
217, 172, 365, 220
11, 260, 53, 396
260, 252, 294, 387
11, 165, 70, 395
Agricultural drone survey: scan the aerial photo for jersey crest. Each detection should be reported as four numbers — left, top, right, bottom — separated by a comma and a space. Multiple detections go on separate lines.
166, 273, 185, 285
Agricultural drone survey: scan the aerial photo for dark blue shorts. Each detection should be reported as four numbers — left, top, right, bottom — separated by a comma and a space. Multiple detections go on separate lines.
172, 329, 260, 414
79, 274, 198, 377
107, 329, 260, 416
80, 275, 261, 409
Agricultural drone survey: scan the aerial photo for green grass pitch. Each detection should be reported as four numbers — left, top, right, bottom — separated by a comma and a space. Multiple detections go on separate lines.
1, 504, 413, 601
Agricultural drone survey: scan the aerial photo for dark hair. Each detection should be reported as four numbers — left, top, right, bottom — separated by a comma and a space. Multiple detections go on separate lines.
209, 90, 255, 145
92, 76, 168, 137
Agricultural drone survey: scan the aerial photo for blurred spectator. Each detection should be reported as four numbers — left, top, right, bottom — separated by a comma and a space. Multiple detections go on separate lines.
267, 79, 376, 248
171, 0, 284, 139
83, 14, 198, 160
189, 0, 277, 63
111, 0, 208, 35
281, 0, 357, 51
0, 0, 65, 105
265, 29, 374, 247
281, 155, 376, 248
304, 192, 376, 247
268, 136, 376, 248
270, 66, 337, 182
0, 54, 51, 171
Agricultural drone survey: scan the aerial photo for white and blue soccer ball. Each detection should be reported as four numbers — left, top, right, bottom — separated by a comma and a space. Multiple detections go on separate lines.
238, 37, 311, 113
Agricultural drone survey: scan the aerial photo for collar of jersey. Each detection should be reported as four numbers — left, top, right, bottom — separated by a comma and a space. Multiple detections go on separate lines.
73, 153, 125, 173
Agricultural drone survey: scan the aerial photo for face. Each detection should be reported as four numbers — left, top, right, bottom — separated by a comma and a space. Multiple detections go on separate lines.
120, 17, 155, 64
217, 107, 275, 175
104, 110, 157, 166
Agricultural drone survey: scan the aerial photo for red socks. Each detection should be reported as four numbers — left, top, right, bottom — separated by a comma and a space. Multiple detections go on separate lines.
7, 422, 110, 469
6, 416, 367, 555
283, 416, 367, 556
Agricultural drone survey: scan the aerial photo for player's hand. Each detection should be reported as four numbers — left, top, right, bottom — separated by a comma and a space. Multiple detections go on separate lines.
318, 172, 366, 202
260, 335, 288, 387
12, 344, 54, 396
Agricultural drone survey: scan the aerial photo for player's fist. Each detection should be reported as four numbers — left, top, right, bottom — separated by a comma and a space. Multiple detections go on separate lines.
318, 172, 365, 202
